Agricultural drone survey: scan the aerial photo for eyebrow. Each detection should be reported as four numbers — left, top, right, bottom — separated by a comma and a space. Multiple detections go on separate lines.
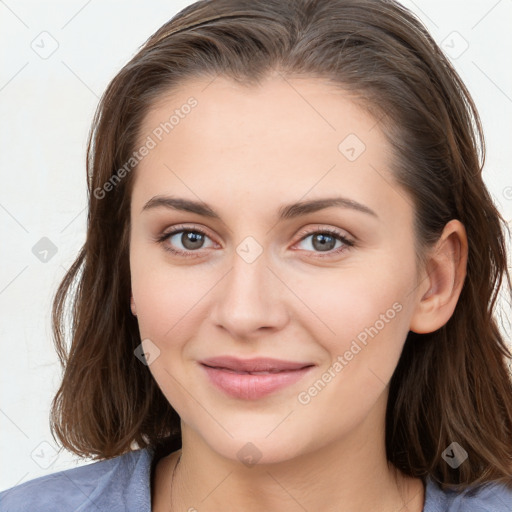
141, 195, 378, 219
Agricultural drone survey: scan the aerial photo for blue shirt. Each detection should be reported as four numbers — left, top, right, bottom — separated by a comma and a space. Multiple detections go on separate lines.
1, 447, 511, 511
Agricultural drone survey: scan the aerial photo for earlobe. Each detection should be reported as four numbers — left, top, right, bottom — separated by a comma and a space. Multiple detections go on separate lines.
409, 220, 468, 334
130, 295, 137, 317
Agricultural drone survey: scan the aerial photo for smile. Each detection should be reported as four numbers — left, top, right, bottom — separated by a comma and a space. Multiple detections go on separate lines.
200, 362, 314, 400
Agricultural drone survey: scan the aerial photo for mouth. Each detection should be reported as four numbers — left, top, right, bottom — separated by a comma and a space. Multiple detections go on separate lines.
200, 355, 314, 373
202, 367, 310, 375
199, 356, 315, 400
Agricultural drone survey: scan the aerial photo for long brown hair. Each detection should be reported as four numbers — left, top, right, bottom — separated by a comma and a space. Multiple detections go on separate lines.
50, 0, 512, 492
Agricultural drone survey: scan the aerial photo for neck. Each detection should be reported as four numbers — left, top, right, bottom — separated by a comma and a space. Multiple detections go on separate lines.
152, 396, 425, 512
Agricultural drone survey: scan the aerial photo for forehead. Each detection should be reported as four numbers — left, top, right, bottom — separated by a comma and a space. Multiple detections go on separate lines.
138, 74, 383, 152
131, 75, 406, 223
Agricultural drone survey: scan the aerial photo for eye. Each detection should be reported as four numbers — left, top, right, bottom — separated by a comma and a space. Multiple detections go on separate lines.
156, 224, 355, 259
293, 227, 354, 257
157, 224, 216, 258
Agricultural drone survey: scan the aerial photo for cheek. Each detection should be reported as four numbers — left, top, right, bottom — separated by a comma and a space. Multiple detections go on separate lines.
291, 262, 410, 340
130, 245, 213, 342
291, 270, 412, 431
286, 256, 415, 389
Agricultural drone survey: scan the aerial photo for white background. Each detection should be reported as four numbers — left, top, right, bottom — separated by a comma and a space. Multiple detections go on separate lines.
1, 0, 511, 492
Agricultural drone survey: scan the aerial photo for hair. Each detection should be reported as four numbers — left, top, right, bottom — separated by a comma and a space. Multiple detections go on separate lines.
50, 0, 512, 493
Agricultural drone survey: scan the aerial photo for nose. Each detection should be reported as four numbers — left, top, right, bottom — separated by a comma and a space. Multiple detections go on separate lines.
209, 247, 290, 340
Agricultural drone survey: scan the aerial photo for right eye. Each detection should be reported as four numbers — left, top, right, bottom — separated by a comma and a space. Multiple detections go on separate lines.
157, 225, 217, 258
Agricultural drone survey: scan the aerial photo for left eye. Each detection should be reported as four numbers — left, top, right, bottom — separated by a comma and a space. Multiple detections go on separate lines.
295, 231, 347, 253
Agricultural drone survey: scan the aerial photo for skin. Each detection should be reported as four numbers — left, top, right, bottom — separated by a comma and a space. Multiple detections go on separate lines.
129, 74, 468, 512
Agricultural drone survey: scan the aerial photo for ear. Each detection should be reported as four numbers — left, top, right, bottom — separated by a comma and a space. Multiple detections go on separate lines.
409, 219, 468, 334
130, 294, 137, 317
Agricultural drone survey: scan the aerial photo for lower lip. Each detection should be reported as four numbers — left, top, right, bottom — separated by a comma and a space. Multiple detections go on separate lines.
200, 364, 314, 400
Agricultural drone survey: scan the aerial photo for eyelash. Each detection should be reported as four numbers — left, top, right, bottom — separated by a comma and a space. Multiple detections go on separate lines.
156, 224, 355, 259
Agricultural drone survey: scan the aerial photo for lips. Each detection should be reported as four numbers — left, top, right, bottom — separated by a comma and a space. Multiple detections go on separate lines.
199, 356, 315, 400
200, 356, 313, 373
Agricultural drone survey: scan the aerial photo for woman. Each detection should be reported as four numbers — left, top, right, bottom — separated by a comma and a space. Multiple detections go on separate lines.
1, 0, 511, 510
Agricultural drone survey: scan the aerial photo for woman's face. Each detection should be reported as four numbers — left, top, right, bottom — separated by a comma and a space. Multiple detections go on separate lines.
129, 75, 425, 464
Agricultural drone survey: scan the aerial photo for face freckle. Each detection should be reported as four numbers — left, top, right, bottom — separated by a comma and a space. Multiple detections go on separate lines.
128, 75, 421, 464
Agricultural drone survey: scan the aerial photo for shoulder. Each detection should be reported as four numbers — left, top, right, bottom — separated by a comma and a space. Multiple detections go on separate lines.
0, 448, 154, 512
424, 476, 512, 511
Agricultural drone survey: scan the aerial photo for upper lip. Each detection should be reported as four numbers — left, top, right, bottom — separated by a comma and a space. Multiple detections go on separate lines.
200, 356, 314, 372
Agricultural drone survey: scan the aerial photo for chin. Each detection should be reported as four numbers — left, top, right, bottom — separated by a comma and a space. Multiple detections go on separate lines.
197, 425, 314, 467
